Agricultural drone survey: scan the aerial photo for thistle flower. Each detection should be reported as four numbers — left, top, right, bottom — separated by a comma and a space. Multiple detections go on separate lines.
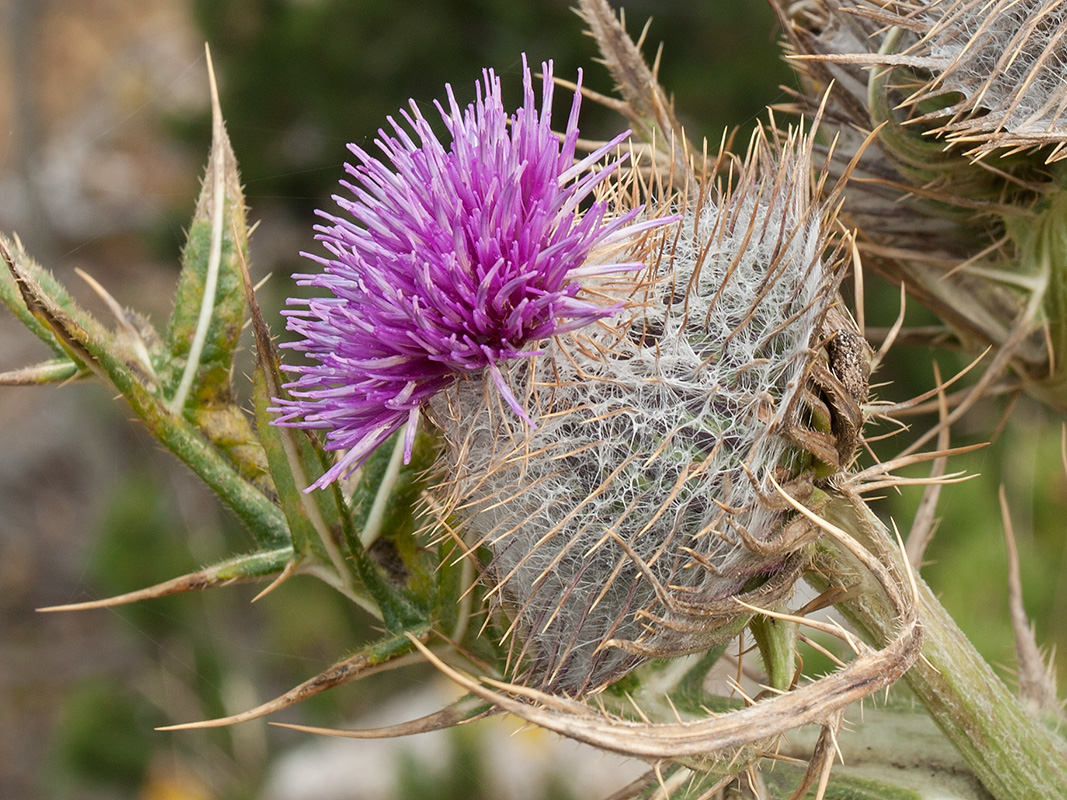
273, 57, 666, 489
432, 126, 854, 694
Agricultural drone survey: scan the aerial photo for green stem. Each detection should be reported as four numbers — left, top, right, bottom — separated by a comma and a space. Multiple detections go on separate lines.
816, 494, 1067, 800
125, 376, 290, 547
749, 612, 796, 693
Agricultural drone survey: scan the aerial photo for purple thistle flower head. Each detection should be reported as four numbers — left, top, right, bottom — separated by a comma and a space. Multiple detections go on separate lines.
273, 55, 669, 490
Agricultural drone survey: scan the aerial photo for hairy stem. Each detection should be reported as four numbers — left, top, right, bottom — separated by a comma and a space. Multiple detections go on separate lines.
816, 492, 1067, 800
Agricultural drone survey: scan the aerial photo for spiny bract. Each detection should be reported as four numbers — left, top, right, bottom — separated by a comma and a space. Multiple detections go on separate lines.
877, 0, 1067, 159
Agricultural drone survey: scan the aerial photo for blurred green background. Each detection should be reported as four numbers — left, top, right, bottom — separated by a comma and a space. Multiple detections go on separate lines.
0, 1, 1063, 799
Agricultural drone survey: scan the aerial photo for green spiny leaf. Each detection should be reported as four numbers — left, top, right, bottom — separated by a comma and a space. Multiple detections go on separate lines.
163, 49, 248, 412
3, 250, 288, 547
0, 235, 93, 361
351, 430, 444, 614
159, 623, 434, 730
253, 367, 332, 564
38, 547, 292, 612
194, 402, 273, 496
238, 225, 424, 627
0, 357, 83, 385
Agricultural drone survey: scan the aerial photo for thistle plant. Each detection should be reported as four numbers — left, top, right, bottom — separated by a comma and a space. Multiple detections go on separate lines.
3, 4, 1067, 800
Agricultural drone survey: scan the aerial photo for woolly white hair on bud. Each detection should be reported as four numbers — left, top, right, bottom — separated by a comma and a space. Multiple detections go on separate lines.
905, 0, 1067, 157
841, 0, 1067, 160
431, 125, 845, 695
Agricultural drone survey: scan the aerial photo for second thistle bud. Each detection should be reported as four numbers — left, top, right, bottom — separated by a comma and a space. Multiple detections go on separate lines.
776, 0, 1067, 408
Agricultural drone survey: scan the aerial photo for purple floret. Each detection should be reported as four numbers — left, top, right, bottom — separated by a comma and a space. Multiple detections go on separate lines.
273, 55, 665, 489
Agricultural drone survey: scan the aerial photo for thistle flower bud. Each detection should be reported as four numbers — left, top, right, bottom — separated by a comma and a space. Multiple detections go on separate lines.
432, 126, 856, 694
775, 0, 1067, 406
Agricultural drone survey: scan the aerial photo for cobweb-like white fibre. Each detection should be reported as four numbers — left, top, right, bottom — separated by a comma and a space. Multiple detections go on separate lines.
918, 0, 1067, 134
